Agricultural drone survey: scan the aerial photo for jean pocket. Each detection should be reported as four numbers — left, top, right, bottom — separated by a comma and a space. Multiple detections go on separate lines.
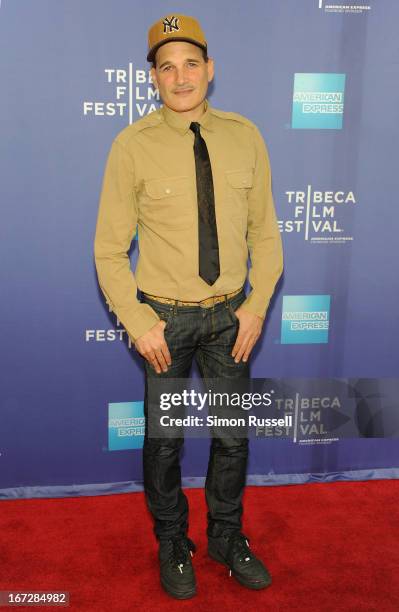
152, 305, 174, 332
227, 292, 247, 323
227, 301, 239, 324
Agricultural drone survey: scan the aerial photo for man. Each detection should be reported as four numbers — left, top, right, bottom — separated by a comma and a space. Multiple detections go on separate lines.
94, 14, 283, 600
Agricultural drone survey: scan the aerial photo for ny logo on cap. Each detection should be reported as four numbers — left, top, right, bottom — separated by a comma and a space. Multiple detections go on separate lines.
163, 15, 180, 34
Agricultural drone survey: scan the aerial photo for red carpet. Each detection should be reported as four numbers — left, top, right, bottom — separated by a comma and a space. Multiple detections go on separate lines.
1, 480, 398, 611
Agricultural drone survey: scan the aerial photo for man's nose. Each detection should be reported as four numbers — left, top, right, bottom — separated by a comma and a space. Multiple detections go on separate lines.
175, 66, 188, 85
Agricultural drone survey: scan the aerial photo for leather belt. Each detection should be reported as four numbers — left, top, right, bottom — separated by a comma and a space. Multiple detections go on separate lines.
142, 286, 243, 308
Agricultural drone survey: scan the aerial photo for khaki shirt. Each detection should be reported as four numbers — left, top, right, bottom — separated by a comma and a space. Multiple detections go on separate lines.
94, 99, 283, 342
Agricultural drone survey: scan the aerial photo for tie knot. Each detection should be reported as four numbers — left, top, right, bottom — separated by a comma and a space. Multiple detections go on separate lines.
189, 121, 201, 135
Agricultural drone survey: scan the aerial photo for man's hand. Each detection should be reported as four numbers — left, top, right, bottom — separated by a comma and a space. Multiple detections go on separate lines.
134, 320, 172, 374
231, 308, 264, 363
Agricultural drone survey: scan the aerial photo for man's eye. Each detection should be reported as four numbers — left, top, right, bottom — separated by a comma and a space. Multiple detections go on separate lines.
163, 65, 173, 72
187, 62, 198, 67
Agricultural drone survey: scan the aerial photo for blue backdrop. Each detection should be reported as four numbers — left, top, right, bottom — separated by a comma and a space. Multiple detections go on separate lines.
1, 0, 398, 499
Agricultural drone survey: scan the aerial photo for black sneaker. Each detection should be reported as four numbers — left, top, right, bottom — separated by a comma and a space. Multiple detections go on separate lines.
159, 535, 197, 599
208, 531, 272, 590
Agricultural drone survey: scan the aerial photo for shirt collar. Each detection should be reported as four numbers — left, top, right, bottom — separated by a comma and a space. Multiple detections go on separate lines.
160, 99, 214, 134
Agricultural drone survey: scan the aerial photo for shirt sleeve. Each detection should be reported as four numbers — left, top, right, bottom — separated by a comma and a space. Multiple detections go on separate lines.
240, 125, 284, 320
94, 138, 160, 342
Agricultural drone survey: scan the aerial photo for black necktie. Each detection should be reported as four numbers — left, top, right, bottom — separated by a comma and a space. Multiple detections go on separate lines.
189, 121, 220, 286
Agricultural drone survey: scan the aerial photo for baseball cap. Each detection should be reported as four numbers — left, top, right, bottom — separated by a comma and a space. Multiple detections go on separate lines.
147, 14, 207, 63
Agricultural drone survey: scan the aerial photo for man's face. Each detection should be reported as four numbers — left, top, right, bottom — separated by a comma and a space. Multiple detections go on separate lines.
150, 41, 214, 114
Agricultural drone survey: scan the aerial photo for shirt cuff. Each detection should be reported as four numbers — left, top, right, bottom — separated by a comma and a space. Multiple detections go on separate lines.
118, 303, 161, 343
239, 290, 271, 320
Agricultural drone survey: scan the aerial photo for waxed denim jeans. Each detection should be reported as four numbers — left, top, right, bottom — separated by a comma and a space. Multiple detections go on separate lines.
140, 287, 250, 541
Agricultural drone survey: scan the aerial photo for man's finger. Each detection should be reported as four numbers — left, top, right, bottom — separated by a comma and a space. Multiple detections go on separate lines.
160, 340, 172, 366
146, 350, 161, 373
233, 334, 251, 362
154, 348, 169, 372
232, 329, 246, 357
241, 337, 257, 362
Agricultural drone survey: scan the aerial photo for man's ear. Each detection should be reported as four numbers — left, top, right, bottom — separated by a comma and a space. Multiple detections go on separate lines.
150, 66, 158, 89
207, 57, 215, 83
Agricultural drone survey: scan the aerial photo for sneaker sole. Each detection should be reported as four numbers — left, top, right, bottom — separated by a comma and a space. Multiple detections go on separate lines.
208, 547, 272, 590
160, 575, 197, 600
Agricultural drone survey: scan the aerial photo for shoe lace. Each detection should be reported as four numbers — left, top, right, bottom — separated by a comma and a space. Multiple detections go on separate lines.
168, 536, 196, 572
227, 531, 253, 564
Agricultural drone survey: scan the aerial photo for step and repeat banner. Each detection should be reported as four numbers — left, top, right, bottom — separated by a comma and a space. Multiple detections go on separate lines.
1, 0, 398, 498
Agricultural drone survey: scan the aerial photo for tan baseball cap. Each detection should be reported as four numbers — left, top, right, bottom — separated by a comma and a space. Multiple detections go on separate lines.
147, 14, 207, 63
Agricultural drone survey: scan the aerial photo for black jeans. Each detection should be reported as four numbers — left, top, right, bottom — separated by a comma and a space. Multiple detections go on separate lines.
140, 287, 250, 541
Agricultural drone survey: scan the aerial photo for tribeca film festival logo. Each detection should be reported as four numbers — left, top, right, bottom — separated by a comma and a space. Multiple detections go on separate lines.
318, 0, 371, 14
108, 401, 144, 450
83, 64, 159, 123
278, 186, 356, 244
255, 390, 347, 445
292, 73, 345, 129
86, 316, 134, 349
281, 295, 331, 345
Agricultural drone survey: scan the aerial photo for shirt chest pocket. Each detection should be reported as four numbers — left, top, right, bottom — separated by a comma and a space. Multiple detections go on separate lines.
225, 169, 253, 220
141, 176, 194, 230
